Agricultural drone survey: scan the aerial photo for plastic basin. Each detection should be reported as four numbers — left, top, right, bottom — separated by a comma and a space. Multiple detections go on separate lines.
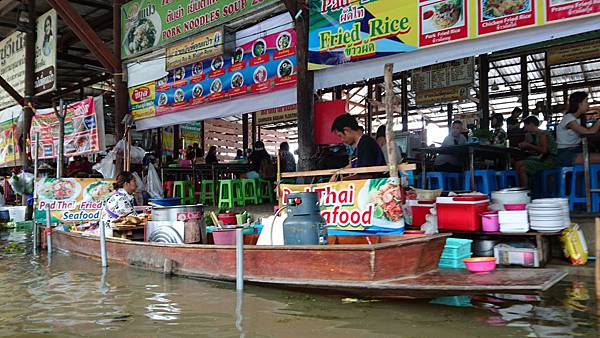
464, 257, 497, 273
149, 198, 181, 206
480, 211, 499, 232
213, 229, 237, 245
504, 203, 527, 211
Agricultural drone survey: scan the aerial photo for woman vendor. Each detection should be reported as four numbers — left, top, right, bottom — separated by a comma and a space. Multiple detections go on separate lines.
557, 91, 600, 166
99, 171, 137, 237
514, 116, 559, 189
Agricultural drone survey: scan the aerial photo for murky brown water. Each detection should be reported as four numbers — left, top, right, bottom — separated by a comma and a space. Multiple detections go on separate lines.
1, 229, 598, 338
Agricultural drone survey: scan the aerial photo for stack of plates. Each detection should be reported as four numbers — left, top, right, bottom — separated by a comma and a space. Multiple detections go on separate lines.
528, 198, 570, 233
498, 210, 529, 233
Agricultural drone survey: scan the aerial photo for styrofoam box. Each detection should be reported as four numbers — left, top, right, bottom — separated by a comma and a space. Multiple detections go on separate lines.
494, 245, 540, 267
498, 210, 528, 224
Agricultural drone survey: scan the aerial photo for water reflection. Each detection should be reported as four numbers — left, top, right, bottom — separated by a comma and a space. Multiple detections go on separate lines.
145, 285, 181, 321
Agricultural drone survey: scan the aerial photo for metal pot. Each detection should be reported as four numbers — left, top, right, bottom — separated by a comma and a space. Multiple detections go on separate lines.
491, 189, 531, 210
151, 204, 206, 244
473, 238, 498, 257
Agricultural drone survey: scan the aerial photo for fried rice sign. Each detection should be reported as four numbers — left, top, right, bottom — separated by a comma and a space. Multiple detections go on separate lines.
35, 178, 114, 223
280, 178, 404, 231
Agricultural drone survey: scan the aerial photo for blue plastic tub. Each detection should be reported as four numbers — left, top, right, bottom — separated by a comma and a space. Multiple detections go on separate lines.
149, 198, 181, 206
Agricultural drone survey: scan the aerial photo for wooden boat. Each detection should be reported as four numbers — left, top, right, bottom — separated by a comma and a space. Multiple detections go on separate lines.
52, 230, 567, 298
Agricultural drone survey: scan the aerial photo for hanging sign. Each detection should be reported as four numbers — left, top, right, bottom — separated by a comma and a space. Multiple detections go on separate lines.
120, 0, 277, 59
0, 32, 25, 110
280, 178, 404, 231
35, 178, 115, 223
129, 81, 156, 120
31, 97, 106, 159
0, 106, 21, 168
34, 9, 57, 95
413, 57, 474, 105
181, 121, 203, 144
256, 104, 297, 125
166, 27, 231, 71
547, 39, 600, 66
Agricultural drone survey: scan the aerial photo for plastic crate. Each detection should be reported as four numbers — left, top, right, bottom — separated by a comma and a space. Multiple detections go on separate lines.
430, 295, 472, 307
439, 252, 472, 269
441, 238, 473, 259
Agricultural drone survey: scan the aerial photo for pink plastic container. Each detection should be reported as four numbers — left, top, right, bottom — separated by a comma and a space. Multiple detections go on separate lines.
464, 257, 497, 273
504, 203, 527, 211
213, 229, 237, 245
480, 211, 499, 232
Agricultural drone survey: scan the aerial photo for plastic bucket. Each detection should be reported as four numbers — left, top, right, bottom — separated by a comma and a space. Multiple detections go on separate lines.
480, 212, 499, 232
213, 229, 237, 245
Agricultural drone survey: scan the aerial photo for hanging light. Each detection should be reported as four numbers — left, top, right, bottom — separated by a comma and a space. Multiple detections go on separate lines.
16, 2, 33, 33
491, 81, 500, 91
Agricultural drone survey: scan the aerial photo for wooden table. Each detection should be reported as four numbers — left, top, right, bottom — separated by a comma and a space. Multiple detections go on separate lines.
441, 230, 561, 267
416, 145, 530, 190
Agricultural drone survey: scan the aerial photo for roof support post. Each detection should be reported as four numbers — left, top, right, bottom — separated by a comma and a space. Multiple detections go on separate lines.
479, 54, 490, 130
520, 55, 529, 117
401, 72, 409, 132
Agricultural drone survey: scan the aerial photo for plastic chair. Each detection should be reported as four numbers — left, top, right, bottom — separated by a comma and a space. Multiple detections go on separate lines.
426, 172, 461, 191
241, 179, 259, 205
496, 170, 519, 189
570, 164, 600, 212
463, 170, 498, 194
173, 181, 195, 204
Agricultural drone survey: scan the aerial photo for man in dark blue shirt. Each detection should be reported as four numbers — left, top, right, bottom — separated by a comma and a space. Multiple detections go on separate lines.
331, 114, 386, 167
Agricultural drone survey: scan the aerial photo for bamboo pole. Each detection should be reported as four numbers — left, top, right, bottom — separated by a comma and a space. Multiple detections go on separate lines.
384, 64, 398, 179
53, 100, 66, 178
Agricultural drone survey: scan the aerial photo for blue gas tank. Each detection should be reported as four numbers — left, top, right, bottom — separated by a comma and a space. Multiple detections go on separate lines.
282, 192, 328, 245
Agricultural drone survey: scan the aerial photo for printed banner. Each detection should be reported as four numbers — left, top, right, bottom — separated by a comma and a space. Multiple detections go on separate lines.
181, 121, 203, 144
547, 38, 600, 65
0, 106, 21, 168
35, 178, 114, 223
308, 0, 600, 70
256, 104, 297, 125
131, 28, 297, 120
120, 0, 277, 58
280, 178, 404, 231
129, 81, 156, 120
166, 27, 230, 70
31, 97, 106, 159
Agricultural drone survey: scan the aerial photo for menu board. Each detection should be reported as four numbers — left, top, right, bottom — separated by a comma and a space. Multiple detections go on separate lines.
31, 97, 106, 160
0, 106, 21, 168
413, 57, 473, 104
130, 29, 297, 120
308, 0, 600, 70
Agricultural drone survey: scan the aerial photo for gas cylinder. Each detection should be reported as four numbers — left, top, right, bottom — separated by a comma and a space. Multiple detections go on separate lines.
282, 192, 328, 245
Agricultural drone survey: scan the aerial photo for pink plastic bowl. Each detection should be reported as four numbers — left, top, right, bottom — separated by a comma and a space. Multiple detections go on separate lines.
463, 257, 496, 273
504, 203, 527, 211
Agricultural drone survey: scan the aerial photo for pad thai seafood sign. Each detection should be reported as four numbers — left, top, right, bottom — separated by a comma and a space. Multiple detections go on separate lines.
35, 178, 115, 223
280, 178, 404, 231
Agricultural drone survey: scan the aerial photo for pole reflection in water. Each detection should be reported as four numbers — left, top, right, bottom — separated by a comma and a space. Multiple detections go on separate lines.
145, 284, 181, 321
236, 290, 245, 338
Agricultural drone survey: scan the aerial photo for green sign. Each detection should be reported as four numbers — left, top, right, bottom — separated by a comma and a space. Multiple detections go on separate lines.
121, 0, 276, 59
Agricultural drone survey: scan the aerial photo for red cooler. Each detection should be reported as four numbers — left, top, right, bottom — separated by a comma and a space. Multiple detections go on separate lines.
410, 200, 436, 227
436, 195, 489, 231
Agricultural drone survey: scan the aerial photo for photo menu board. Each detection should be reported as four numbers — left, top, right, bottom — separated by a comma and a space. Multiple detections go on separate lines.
130, 29, 297, 120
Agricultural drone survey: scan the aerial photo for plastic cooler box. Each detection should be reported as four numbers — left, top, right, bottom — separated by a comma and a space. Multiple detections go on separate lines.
436, 196, 489, 231
409, 200, 435, 227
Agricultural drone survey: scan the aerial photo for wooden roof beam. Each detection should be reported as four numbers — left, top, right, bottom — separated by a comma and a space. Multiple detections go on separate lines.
0, 75, 24, 106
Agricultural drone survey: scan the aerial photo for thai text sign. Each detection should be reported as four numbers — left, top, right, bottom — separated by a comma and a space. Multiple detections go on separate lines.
128, 81, 156, 120
120, 0, 276, 58
31, 97, 106, 159
36, 178, 114, 223
166, 27, 228, 70
256, 104, 297, 125
280, 178, 403, 231
308, 0, 600, 70
0, 106, 21, 168
413, 57, 474, 105
547, 39, 600, 66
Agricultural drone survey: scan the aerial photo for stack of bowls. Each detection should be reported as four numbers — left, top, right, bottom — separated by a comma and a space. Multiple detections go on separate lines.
528, 198, 570, 233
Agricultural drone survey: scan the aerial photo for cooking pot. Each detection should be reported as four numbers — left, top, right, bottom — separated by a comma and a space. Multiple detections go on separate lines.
152, 204, 206, 244
491, 189, 530, 210
472, 238, 498, 257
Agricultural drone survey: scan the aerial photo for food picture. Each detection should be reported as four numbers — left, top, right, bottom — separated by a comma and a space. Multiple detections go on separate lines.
72, 116, 86, 132
174, 67, 186, 81
232, 47, 244, 63
192, 62, 203, 76
158, 93, 168, 106
211, 56, 224, 70
126, 18, 157, 55
84, 181, 114, 203
482, 0, 530, 20
253, 66, 268, 83
174, 89, 185, 103
76, 135, 91, 153
210, 79, 222, 93
157, 76, 168, 86
278, 59, 294, 77
192, 84, 204, 98
421, 0, 464, 34
252, 39, 267, 57
277, 32, 292, 50
231, 73, 244, 88
37, 178, 81, 201
550, 0, 578, 4
361, 180, 404, 225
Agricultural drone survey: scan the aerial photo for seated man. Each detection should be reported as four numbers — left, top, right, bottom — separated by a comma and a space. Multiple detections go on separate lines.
433, 120, 467, 172
331, 114, 386, 168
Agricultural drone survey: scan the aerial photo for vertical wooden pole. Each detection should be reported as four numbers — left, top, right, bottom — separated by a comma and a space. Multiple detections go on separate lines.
251, 112, 257, 146
114, 0, 127, 173
447, 103, 453, 131
384, 64, 398, 177
401, 72, 409, 132
521, 55, 529, 117
22, 0, 36, 172
242, 113, 249, 151
544, 52, 553, 122
200, 121, 205, 154
479, 54, 490, 130
366, 84, 373, 135
595, 217, 600, 300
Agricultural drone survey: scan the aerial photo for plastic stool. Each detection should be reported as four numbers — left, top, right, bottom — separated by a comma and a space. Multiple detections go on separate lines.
541, 168, 560, 197
200, 180, 216, 205
173, 181, 195, 204
558, 167, 574, 198
570, 164, 600, 212
163, 181, 175, 198
218, 180, 236, 208
241, 179, 259, 205
257, 179, 275, 204
232, 179, 245, 207
426, 172, 461, 190
464, 170, 498, 194
496, 170, 519, 189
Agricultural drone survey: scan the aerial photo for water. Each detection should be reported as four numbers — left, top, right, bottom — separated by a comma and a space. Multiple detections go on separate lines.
1, 229, 598, 338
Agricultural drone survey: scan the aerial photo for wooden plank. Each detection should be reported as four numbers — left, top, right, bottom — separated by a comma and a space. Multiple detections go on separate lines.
280, 164, 417, 178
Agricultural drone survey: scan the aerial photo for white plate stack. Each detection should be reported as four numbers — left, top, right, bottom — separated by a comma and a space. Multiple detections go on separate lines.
528, 198, 570, 233
498, 210, 529, 233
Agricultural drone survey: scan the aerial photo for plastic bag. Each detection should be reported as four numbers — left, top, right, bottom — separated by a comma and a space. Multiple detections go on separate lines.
132, 172, 145, 192
421, 207, 438, 235
113, 139, 145, 164
9, 171, 34, 195
93, 152, 116, 179
145, 164, 163, 199
561, 224, 588, 265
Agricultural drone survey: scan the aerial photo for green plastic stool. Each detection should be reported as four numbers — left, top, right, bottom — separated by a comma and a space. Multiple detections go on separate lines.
241, 179, 259, 205
173, 180, 195, 204
257, 179, 275, 204
200, 180, 216, 205
233, 179, 245, 207
218, 180, 244, 208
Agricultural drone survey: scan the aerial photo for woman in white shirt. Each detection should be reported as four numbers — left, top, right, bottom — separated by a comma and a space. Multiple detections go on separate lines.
556, 92, 600, 166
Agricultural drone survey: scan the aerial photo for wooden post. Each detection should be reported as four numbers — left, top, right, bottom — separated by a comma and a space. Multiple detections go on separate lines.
114, 0, 128, 173
521, 55, 529, 117
401, 72, 409, 132
366, 84, 373, 135
595, 217, 600, 300
384, 64, 398, 178
544, 52, 553, 122
22, 0, 36, 170
479, 54, 490, 130
251, 112, 257, 146
53, 100, 66, 178
242, 113, 249, 151
447, 103, 453, 131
